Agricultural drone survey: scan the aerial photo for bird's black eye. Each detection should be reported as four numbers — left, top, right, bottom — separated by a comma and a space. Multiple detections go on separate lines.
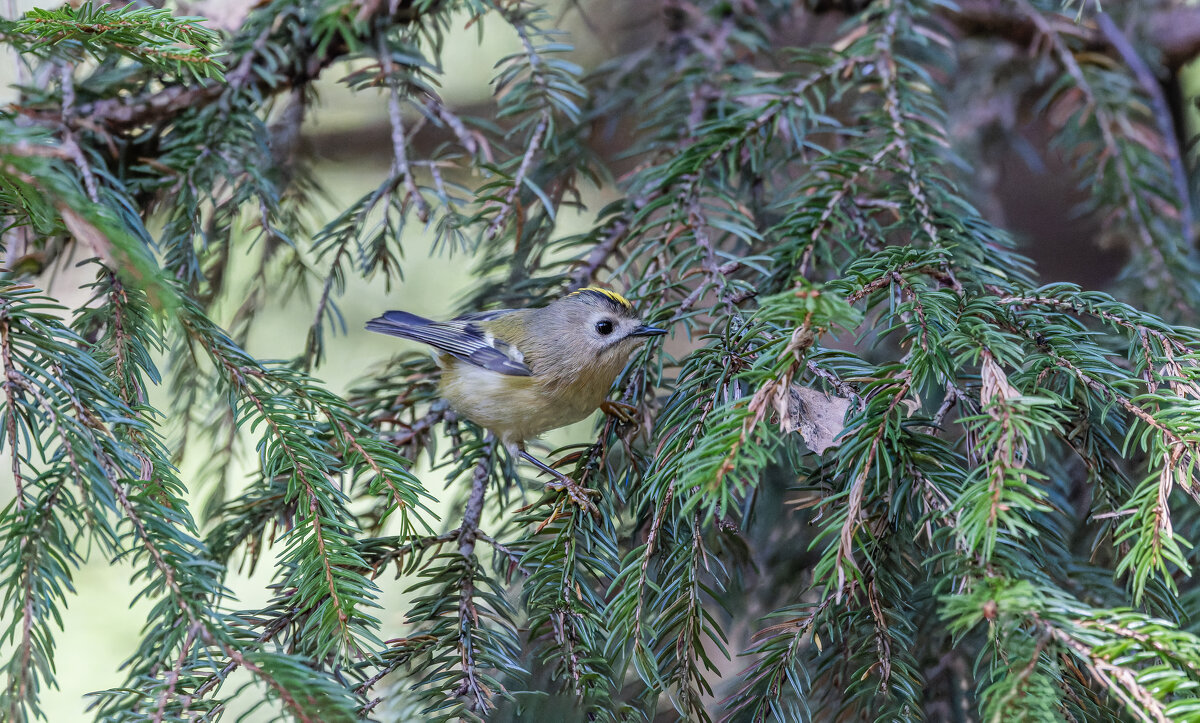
595, 319, 614, 336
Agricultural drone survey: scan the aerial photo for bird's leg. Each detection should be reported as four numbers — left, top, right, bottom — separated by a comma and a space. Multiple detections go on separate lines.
519, 449, 600, 517
600, 400, 638, 425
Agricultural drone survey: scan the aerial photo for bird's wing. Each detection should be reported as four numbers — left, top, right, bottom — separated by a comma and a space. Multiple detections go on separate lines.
451, 309, 520, 323
365, 309, 532, 376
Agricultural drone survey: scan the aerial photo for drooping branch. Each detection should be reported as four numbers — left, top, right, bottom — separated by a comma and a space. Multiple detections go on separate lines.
945, 0, 1200, 71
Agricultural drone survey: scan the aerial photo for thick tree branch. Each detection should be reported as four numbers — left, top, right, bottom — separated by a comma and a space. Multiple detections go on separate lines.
946, 0, 1200, 71
16, 3, 434, 133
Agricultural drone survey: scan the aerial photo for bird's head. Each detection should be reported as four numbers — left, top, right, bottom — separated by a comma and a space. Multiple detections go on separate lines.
536, 287, 666, 365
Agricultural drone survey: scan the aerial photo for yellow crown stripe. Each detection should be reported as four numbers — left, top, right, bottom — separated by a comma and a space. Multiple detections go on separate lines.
570, 286, 633, 310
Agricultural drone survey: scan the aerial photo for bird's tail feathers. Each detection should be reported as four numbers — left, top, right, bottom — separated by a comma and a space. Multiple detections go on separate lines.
365, 310, 433, 339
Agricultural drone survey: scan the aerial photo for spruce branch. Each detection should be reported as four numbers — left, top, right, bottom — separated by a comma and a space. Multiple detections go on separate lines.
1007, 0, 1199, 318
1093, 12, 1193, 246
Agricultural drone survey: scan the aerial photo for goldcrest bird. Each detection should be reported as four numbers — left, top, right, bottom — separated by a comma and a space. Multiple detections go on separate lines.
366, 287, 666, 511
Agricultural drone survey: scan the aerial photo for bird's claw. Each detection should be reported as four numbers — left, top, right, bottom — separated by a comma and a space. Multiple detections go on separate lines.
544, 475, 601, 518
519, 448, 602, 518
601, 400, 639, 426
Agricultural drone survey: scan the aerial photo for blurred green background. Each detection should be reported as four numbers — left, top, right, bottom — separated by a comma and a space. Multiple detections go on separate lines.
0, 1, 611, 719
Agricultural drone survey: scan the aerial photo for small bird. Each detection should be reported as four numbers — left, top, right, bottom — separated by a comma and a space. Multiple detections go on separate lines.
366, 287, 666, 512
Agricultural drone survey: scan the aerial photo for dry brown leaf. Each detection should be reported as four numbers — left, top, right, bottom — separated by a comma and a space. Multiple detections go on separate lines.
788, 385, 852, 455
58, 205, 114, 262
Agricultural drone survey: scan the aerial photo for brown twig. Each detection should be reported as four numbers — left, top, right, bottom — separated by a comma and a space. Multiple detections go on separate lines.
0, 303, 23, 509
422, 94, 491, 161
570, 214, 632, 291
485, 111, 549, 241
929, 384, 959, 430
876, 3, 939, 248
58, 62, 99, 204
152, 622, 200, 723
356, 635, 440, 713
366, 529, 461, 577
457, 441, 492, 558
455, 440, 494, 713
865, 578, 893, 689
380, 35, 430, 223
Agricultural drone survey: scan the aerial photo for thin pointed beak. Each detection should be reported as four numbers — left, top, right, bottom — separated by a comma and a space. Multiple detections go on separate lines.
630, 323, 667, 338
